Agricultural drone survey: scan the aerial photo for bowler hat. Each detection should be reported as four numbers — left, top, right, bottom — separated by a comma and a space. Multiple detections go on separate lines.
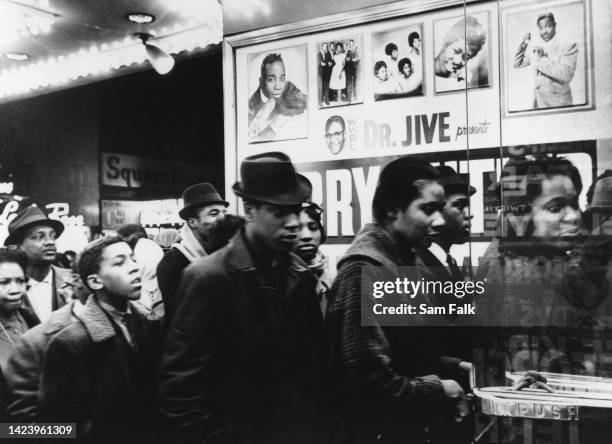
179, 183, 228, 220
436, 165, 476, 196
5, 206, 65, 246
232, 152, 312, 205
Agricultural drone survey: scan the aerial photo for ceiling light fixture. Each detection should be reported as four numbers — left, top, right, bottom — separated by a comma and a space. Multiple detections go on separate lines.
126, 12, 155, 24
135, 32, 175, 75
5, 52, 29, 61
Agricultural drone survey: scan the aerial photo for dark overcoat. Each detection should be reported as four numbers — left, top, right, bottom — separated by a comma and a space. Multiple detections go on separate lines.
160, 229, 327, 444
4, 302, 75, 422
37, 296, 163, 444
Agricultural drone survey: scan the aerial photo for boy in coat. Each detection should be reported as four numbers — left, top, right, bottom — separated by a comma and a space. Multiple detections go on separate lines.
37, 237, 162, 443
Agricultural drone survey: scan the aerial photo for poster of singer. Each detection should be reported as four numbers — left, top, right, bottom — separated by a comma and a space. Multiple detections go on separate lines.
246, 44, 309, 143
433, 11, 491, 93
371, 24, 424, 101
502, 0, 589, 113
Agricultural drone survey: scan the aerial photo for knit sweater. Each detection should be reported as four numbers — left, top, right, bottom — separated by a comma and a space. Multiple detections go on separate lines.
327, 223, 450, 442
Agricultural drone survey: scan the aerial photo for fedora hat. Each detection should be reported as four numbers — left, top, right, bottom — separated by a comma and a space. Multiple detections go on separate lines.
436, 165, 476, 196
5, 206, 64, 246
179, 183, 228, 220
232, 152, 312, 206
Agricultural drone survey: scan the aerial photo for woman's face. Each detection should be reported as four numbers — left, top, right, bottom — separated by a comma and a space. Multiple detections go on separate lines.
531, 174, 587, 250
375, 66, 388, 81
294, 211, 322, 263
401, 62, 413, 78
0, 262, 27, 313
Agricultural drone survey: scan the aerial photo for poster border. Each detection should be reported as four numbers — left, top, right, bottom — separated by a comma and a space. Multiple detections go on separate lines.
500, 0, 595, 118
432, 9, 494, 95
223, 0, 481, 211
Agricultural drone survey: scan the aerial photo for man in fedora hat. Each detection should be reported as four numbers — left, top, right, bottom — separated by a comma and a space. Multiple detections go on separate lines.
4, 206, 74, 323
156, 183, 233, 323
160, 152, 327, 444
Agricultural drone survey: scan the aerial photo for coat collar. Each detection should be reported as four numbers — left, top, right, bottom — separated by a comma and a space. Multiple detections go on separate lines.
74, 296, 147, 343
223, 229, 312, 297
74, 296, 117, 343
42, 301, 76, 334
224, 229, 309, 274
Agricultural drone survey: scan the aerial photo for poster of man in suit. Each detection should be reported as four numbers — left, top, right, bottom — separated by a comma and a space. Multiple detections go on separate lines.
502, 0, 589, 113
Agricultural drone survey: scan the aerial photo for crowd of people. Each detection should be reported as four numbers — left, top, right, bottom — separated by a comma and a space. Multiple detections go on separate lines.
0, 150, 610, 443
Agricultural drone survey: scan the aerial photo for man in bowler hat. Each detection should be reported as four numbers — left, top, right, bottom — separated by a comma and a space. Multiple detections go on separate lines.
160, 152, 327, 443
4, 206, 74, 323
156, 183, 232, 323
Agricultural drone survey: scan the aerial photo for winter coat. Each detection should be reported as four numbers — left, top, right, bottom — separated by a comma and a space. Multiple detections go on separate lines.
3, 302, 74, 422
327, 223, 462, 443
37, 296, 163, 444
159, 229, 327, 444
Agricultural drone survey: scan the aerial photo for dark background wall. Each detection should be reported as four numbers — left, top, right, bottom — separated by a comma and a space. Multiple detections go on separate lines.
0, 50, 224, 227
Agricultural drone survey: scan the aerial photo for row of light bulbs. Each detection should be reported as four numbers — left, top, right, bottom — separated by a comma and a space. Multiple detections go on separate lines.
0, 23, 222, 99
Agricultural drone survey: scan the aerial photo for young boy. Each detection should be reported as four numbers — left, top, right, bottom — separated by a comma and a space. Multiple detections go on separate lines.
37, 236, 162, 443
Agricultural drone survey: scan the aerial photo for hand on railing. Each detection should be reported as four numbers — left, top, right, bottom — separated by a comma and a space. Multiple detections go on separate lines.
513, 370, 555, 393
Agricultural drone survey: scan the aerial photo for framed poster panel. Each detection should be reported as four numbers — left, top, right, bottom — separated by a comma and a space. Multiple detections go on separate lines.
246, 44, 309, 143
315, 35, 364, 108
501, 0, 592, 115
371, 23, 424, 101
433, 10, 491, 93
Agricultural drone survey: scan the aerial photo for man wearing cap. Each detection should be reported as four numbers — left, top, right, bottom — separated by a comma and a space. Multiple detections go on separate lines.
4, 206, 74, 323
160, 152, 326, 444
156, 183, 229, 324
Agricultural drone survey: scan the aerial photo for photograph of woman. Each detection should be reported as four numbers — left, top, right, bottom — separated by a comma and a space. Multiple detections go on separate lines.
371, 24, 424, 101
315, 36, 363, 108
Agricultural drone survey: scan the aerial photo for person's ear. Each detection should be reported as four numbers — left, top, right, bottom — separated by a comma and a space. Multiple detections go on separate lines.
86, 274, 103, 291
243, 202, 256, 223
187, 217, 198, 229
386, 207, 399, 222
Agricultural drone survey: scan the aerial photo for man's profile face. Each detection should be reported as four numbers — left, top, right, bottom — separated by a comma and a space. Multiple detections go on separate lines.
245, 202, 302, 254
261, 60, 286, 100
391, 181, 446, 248
94, 242, 141, 301
439, 193, 472, 244
537, 17, 556, 42
325, 120, 345, 154
20, 225, 57, 265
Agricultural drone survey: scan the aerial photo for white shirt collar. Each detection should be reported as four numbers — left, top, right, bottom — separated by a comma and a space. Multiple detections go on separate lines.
428, 242, 450, 267
28, 268, 53, 286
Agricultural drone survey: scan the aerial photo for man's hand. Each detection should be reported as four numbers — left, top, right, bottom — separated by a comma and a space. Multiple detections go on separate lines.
441, 379, 471, 423
522, 33, 531, 46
